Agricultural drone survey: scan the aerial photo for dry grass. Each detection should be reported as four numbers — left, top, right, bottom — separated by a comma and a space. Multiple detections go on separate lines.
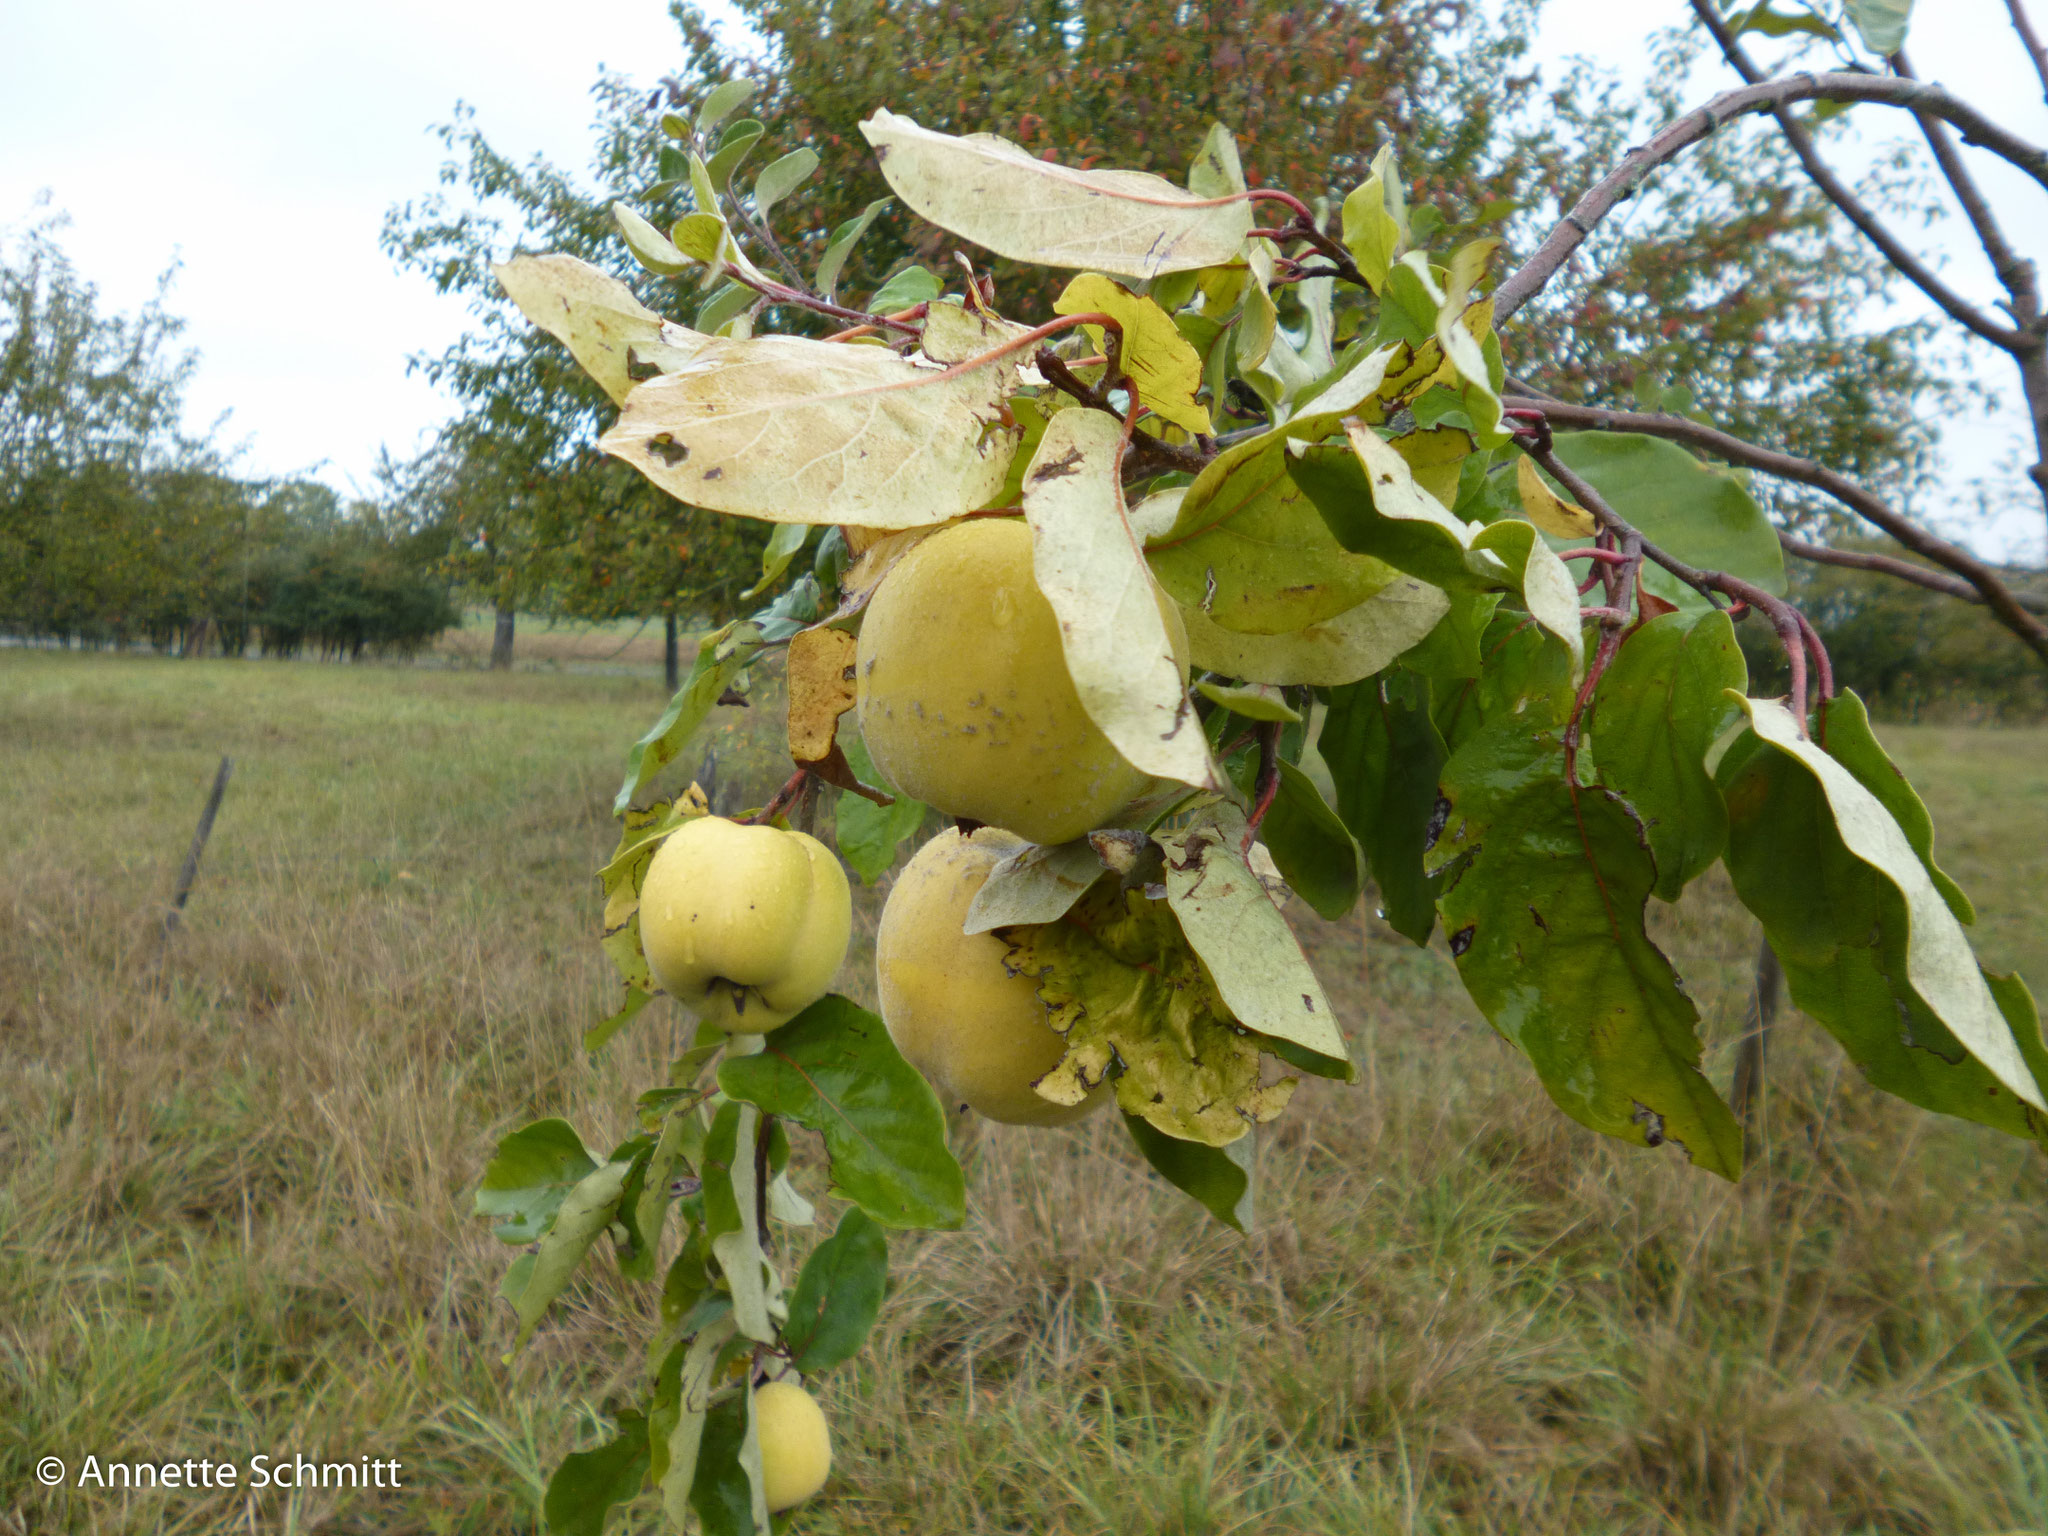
2, 649, 2045, 1536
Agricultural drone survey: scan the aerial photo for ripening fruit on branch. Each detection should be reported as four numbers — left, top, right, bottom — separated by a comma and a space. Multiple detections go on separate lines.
876, 826, 1108, 1126
754, 1379, 832, 1513
638, 816, 851, 1033
855, 517, 1185, 846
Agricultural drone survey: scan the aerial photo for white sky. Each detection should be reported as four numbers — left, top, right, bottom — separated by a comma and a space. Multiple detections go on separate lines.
4, 0, 2044, 562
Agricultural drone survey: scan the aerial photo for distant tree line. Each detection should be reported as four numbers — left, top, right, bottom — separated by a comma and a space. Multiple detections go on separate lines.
1, 214, 457, 660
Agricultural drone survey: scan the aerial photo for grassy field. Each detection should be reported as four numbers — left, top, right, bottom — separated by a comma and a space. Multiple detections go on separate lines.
3, 649, 2047, 1536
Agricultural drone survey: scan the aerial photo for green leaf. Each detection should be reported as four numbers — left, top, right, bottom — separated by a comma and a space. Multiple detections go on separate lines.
1176, 576, 1448, 688
753, 148, 820, 219
1004, 877, 1297, 1144
475, 1118, 599, 1243
1122, 1112, 1255, 1231
1548, 432, 1784, 609
1588, 609, 1746, 901
705, 120, 765, 192
834, 732, 925, 884
1054, 274, 1213, 434
543, 1411, 650, 1536
1717, 717, 2048, 1146
615, 621, 765, 814
1718, 696, 2046, 1116
742, 522, 811, 601
585, 985, 656, 1053
689, 1388, 767, 1536
696, 281, 755, 335
1468, 517, 1584, 681
1430, 721, 1743, 1179
614, 201, 694, 276
506, 1158, 633, 1347
653, 1316, 734, 1523
1340, 144, 1406, 293
859, 109, 1255, 279
869, 264, 944, 313
1258, 759, 1365, 921
963, 836, 1107, 933
601, 335, 1022, 528
1289, 426, 1501, 594
1196, 681, 1300, 722
783, 1208, 888, 1373
1731, 2, 1841, 38
1187, 122, 1248, 200
1812, 691, 1973, 923
1147, 434, 1400, 634
696, 79, 758, 139
671, 212, 728, 266
1319, 668, 1448, 945
720, 996, 966, 1229
1156, 804, 1353, 1074
814, 198, 892, 303
1022, 407, 1218, 789
1845, 0, 1912, 52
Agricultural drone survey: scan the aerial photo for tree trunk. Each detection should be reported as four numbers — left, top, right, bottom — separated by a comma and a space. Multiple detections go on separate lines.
490, 601, 515, 671
664, 612, 680, 692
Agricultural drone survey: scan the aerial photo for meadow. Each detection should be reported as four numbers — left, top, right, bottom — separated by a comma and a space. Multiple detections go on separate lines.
3, 646, 2047, 1536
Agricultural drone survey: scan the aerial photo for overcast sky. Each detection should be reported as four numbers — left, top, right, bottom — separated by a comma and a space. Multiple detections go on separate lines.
5, 0, 2043, 562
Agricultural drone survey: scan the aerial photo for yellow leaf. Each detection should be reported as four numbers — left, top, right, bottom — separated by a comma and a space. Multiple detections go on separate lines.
1516, 454, 1598, 538
1052, 274, 1212, 436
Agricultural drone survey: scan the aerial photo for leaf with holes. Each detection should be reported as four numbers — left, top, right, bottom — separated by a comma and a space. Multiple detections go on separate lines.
603, 335, 1021, 528
1428, 720, 1743, 1178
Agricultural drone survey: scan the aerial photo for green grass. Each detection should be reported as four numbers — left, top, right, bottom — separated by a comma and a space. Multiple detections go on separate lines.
3, 649, 2046, 1535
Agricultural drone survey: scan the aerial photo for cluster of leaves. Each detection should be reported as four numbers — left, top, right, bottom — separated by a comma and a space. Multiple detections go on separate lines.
479, 53, 2046, 1532
387, 0, 1958, 646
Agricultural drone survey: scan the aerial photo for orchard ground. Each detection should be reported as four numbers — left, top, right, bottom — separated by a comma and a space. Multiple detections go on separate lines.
3, 647, 2047, 1536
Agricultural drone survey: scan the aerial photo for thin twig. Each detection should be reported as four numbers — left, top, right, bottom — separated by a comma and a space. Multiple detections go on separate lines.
1503, 393, 2048, 660
1494, 68, 2048, 338
1522, 433, 1821, 729
2006, 0, 2048, 107
1033, 347, 1211, 477
746, 768, 810, 825
1890, 48, 2048, 517
1244, 722, 1283, 849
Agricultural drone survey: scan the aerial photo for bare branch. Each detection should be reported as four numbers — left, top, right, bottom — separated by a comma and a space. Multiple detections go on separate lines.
1781, 534, 2048, 616
1494, 68, 2045, 346
2007, 0, 2048, 108
1889, 48, 2048, 519
1681, 0, 2020, 348
1506, 393, 2048, 660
